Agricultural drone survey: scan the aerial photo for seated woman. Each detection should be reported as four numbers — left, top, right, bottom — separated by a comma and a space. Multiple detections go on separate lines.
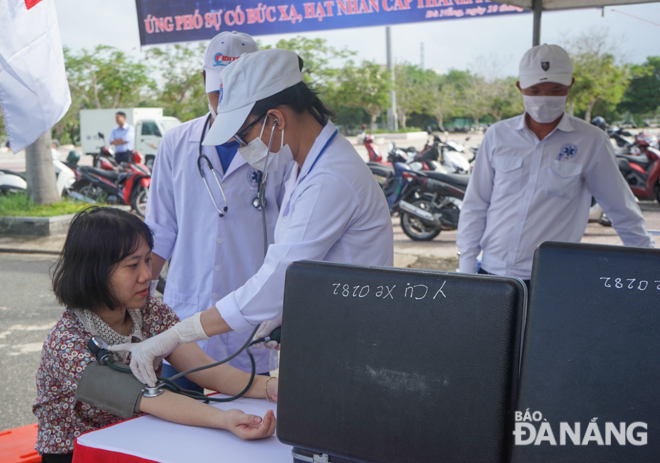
33, 207, 278, 463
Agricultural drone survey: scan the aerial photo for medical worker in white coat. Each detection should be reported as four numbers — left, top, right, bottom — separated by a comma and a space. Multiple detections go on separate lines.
145, 32, 289, 389
113, 49, 394, 386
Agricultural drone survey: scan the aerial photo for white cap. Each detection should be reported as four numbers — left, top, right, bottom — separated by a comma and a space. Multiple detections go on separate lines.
202, 49, 303, 146
203, 31, 258, 94
519, 44, 572, 89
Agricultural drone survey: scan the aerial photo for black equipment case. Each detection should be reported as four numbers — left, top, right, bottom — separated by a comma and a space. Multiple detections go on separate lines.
276, 261, 527, 463
512, 242, 660, 462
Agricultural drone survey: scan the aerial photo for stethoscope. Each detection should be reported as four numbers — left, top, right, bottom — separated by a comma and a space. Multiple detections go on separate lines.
196, 114, 269, 218
197, 113, 274, 255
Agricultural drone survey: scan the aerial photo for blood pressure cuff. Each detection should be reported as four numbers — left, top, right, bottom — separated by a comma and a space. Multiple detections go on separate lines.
75, 361, 145, 419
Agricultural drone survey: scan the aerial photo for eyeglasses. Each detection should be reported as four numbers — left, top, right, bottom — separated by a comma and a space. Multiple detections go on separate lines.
234, 113, 267, 146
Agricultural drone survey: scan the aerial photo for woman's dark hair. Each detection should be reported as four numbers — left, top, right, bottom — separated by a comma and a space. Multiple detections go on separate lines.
51, 207, 153, 312
251, 58, 334, 125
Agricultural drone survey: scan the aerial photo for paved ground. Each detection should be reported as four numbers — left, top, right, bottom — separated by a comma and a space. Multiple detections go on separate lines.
0, 253, 61, 431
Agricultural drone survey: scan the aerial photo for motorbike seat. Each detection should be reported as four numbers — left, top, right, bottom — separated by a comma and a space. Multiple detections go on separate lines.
617, 154, 650, 170
0, 169, 26, 180
81, 166, 122, 182
423, 171, 470, 188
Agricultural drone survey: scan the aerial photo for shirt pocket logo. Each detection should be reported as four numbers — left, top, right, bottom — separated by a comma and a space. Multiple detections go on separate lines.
546, 160, 583, 200
558, 143, 578, 160
492, 156, 523, 194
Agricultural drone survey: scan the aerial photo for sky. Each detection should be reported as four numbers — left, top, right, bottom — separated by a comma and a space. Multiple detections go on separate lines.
53, 0, 660, 78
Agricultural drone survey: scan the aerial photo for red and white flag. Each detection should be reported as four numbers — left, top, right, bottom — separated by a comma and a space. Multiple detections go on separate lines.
0, 0, 71, 152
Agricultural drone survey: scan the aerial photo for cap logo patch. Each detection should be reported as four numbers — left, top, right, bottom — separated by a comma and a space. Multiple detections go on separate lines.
214, 53, 240, 67
541, 61, 550, 72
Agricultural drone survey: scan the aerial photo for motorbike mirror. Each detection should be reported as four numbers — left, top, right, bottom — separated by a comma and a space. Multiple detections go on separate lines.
388, 142, 395, 152
98, 132, 105, 139
465, 136, 471, 141
426, 126, 433, 134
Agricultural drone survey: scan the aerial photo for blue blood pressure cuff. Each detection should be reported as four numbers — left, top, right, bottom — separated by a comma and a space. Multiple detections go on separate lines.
75, 360, 145, 419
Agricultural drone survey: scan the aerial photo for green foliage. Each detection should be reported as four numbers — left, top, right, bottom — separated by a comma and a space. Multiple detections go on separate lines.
0, 193, 94, 217
274, 36, 355, 91
564, 31, 630, 122
65, 45, 155, 109
394, 64, 427, 128
23, 34, 657, 146
337, 61, 390, 133
146, 43, 208, 121
57, 45, 156, 145
487, 76, 524, 122
618, 56, 660, 117
421, 71, 459, 128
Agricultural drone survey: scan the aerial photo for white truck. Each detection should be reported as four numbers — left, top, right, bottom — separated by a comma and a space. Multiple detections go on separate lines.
80, 108, 181, 169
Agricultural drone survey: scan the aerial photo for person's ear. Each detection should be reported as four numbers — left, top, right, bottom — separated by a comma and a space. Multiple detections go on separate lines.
268, 109, 285, 131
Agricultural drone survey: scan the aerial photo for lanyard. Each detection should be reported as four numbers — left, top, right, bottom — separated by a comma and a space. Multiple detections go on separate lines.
306, 129, 338, 177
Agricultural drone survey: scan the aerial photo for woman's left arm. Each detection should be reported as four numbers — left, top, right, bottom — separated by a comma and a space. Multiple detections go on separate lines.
165, 343, 278, 401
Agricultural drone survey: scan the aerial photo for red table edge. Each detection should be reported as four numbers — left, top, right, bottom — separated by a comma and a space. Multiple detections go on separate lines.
72, 415, 153, 463
73, 441, 159, 463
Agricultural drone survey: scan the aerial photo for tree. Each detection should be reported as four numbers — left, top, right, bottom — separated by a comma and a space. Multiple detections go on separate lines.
65, 46, 155, 110
146, 43, 208, 121
422, 71, 458, 129
26, 132, 60, 205
394, 64, 427, 129
487, 77, 524, 121
337, 61, 390, 133
564, 30, 630, 122
56, 46, 155, 144
462, 74, 491, 126
274, 36, 355, 92
618, 56, 660, 117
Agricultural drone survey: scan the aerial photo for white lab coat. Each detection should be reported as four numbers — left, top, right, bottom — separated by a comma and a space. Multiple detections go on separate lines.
216, 121, 394, 333
146, 115, 289, 372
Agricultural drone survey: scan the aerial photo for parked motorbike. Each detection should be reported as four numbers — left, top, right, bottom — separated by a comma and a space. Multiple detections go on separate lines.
71, 165, 150, 217
0, 151, 76, 197
368, 147, 469, 241
51, 148, 76, 197
616, 133, 660, 203
414, 127, 471, 174
360, 125, 418, 168
399, 169, 468, 241
93, 132, 147, 172
0, 170, 27, 194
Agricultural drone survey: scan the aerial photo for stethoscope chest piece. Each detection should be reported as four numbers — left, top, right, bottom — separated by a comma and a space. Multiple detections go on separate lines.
252, 196, 267, 211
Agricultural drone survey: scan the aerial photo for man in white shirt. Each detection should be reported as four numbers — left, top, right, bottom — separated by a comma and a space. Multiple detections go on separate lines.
109, 111, 135, 164
145, 32, 288, 391
457, 44, 654, 284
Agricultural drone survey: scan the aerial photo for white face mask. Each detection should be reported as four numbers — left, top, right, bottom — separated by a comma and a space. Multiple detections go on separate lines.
522, 95, 568, 124
238, 116, 293, 174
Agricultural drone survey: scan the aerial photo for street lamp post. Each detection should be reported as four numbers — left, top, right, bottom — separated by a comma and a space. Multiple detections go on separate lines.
386, 26, 398, 132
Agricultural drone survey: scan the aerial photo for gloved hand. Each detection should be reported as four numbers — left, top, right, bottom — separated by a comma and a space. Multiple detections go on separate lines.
252, 315, 282, 350
109, 312, 209, 386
